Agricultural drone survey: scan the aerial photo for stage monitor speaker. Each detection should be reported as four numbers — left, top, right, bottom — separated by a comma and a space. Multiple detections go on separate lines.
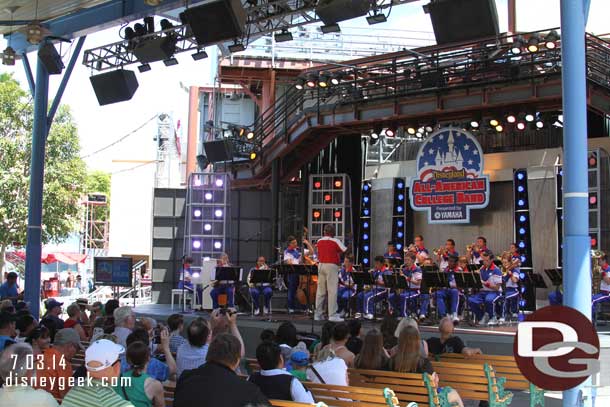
424, 0, 499, 45
132, 37, 177, 63
179, 0, 246, 47
38, 43, 64, 75
90, 70, 139, 106
203, 140, 233, 162
315, 0, 372, 25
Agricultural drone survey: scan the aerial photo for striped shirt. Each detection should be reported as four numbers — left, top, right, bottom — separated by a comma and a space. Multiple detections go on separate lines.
61, 379, 134, 407
169, 332, 187, 354
176, 343, 209, 378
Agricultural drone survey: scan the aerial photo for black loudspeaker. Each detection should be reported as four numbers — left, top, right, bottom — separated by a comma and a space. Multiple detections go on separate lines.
203, 140, 233, 162
315, 0, 372, 25
179, 0, 246, 47
90, 70, 139, 106
132, 37, 177, 63
424, 0, 499, 45
38, 43, 64, 75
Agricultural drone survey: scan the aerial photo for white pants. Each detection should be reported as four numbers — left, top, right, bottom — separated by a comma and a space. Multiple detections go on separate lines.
316, 263, 339, 318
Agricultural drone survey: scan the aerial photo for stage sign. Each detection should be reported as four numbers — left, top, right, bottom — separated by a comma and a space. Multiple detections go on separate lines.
410, 127, 489, 223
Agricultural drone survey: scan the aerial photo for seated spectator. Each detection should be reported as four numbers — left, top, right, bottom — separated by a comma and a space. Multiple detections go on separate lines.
209, 309, 245, 358
176, 318, 210, 378
380, 315, 399, 351
0, 312, 16, 351
89, 301, 104, 328
311, 321, 334, 358
26, 325, 51, 356
307, 346, 348, 386
427, 316, 482, 357
135, 317, 158, 354
167, 314, 186, 354
0, 271, 21, 301
289, 350, 309, 382
0, 342, 59, 406
389, 326, 464, 407
121, 328, 176, 382
35, 328, 82, 400
75, 299, 91, 326
0, 299, 15, 313
113, 306, 136, 347
64, 303, 88, 342
259, 329, 275, 343
322, 322, 355, 367
174, 333, 268, 407
345, 320, 363, 355
354, 329, 390, 370
61, 339, 134, 407
275, 321, 300, 360
102, 299, 120, 334
16, 313, 37, 341
115, 341, 164, 407
248, 341, 314, 403
391, 317, 428, 358
40, 299, 64, 342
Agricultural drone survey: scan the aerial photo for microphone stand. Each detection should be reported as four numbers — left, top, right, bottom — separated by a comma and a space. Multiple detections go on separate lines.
180, 256, 189, 314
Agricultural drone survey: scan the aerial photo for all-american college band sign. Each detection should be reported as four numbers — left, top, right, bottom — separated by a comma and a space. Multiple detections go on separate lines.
409, 127, 489, 223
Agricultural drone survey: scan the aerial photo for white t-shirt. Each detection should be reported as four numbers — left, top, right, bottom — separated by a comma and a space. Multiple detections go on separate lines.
307, 357, 348, 386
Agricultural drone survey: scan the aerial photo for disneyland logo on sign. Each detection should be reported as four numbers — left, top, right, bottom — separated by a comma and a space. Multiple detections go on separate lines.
409, 127, 489, 223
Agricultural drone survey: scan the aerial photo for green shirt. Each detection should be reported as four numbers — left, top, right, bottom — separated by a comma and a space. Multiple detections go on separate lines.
61, 379, 134, 407
114, 370, 152, 407
291, 369, 308, 382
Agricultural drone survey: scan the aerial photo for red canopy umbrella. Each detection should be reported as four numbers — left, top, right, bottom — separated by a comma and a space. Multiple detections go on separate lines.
14, 251, 87, 265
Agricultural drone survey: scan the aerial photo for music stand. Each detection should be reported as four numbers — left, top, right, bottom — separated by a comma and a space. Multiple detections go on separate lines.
275, 264, 318, 326
453, 271, 483, 324
467, 264, 482, 272
249, 268, 275, 319
527, 271, 548, 289
213, 267, 242, 309
422, 270, 449, 322
382, 274, 409, 290
544, 269, 563, 288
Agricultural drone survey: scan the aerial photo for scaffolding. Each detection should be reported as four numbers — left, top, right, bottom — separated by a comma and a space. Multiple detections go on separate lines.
79, 193, 109, 261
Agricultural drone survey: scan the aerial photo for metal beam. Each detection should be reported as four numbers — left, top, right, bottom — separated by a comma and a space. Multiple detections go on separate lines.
21, 53, 35, 97
47, 36, 86, 128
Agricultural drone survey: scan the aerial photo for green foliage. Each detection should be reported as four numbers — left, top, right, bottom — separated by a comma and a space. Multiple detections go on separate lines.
0, 74, 86, 251
86, 170, 111, 196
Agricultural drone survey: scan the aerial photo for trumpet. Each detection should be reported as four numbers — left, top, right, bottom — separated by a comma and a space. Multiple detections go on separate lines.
433, 247, 446, 257
404, 243, 417, 253
466, 243, 477, 252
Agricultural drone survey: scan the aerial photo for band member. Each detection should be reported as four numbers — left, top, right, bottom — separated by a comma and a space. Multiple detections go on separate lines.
356, 256, 392, 320
549, 288, 563, 305
315, 224, 347, 321
210, 253, 235, 310
468, 250, 503, 326
177, 257, 194, 291
457, 256, 469, 271
384, 241, 402, 260
469, 236, 489, 265
283, 236, 314, 313
409, 235, 429, 265
435, 253, 460, 322
509, 243, 520, 260
337, 255, 357, 317
501, 253, 521, 321
438, 239, 459, 270
248, 256, 273, 316
592, 254, 610, 319
390, 253, 424, 319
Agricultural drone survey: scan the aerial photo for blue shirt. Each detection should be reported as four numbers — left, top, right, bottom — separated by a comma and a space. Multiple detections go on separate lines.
480, 263, 503, 292
176, 342, 209, 378
120, 354, 169, 381
0, 335, 16, 351
504, 267, 521, 289
284, 248, 301, 264
383, 251, 402, 259
339, 267, 355, 287
403, 265, 423, 289
0, 282, 18, 300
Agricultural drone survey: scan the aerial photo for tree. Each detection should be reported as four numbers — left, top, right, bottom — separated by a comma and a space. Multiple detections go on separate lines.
0, 74, 86, 273
86, 170, 111, 222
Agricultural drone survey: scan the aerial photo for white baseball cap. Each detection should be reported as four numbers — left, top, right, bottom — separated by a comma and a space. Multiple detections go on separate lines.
85, 339, 125, 372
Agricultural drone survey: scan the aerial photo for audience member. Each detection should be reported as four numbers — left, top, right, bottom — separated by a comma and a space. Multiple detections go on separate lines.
391, 317, 428, 357
427, 317, 482, 357
26, 325, 51, 356
64, 303, 88, 341
176, 318, 210, 378
102, 299, 120, 334
16, 313, 37, 341
0, 342, 59, 406
35, 328, 82, 399
289, 350, 309, 381
209, 309, 245, 357
0, 299, 15, 312
61, 339, 134, 407
135, 317, 158, 354
113, 306, 136, 347
307, 346, 348, 386
116, 341, 165, 407
75, 299, 91, 326
0, 312, 16, 351
345, 320, 363, 355
259, 329, 275, 343
167, 314, 186, 354
122, 328, 176, 381
354, 329, 390, 370
0, 271, 20, 301
275, 321, 300, 359
311, 321, 334, 358
174, 333, 269, 407
40, 299, 64, 342
323, 322, 354, 367
380, 315, 399, 350
248, 341, 314, 402
389, 326, 464, 407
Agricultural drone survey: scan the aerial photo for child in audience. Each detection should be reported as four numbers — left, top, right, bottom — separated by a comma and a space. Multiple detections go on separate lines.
289, 351, 309, 381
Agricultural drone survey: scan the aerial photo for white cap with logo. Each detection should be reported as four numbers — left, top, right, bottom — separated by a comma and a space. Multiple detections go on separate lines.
85, 339, 125, 372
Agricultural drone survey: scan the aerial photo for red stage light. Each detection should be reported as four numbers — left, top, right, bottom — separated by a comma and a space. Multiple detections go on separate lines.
314, 181, 322, 189
324, 194, 331, 202
334, 210, 342, 218
589, 156, 597, 168
313, 210, 321, 219
334, 179, 342, 188
591, 237, 598, 247
590, 195, 597, 205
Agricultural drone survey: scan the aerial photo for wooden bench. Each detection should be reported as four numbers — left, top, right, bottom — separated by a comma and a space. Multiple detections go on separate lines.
305, 382, 398, 407
270, 401, 328, 407
430, 361, 513, 407
349, 368, 440, 407
438, 353, 544, 407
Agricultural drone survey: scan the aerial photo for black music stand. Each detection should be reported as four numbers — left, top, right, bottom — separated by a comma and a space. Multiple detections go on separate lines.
527, 271, 548, 289
249, 268, 275, 319
453, 271, 483, 324
423, 270, 449, 323
467, 264, 482, 272
544, 269, 563, 288
339, 267, 360, 320
214, 267, 242, 309
383, 273, 409, 318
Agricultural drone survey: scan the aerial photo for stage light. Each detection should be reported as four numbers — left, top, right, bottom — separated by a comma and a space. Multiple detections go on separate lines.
246, 131, 255, 140
527, 36, 540, 52
205, 192, 213, 200
489, 119, 499, 127
589, 152, 597, 168
544, 30, 559, 49
519, 228, 526, 235
396, 243, 403, 250
425, 125, 434, 133
363, 184, 370, 191
398, 194, 404, 201
138, 63, 152, 73
397, 220, 403, 227
192, 270, 200, 278
321, 24, 341, 34
519, 215, 526, 222
295, 77, 305, 90
274, 29, 293, 43
163, 57, 179, 66
518, 241, 525, 249
364, 245, 369, 251
371, 131, 379, 140
204, 223, 212, 231
470, 120, 479, 128
366, 12, 387, 25
520, 272, 526, 280
535, 120, 544, 129
191, 49, 208, 61
334, 179, 342, 188
518, 185, 524, 192
330, 72, 341, 85
193, 209, 202, 218
2, 46, 15, 66
249, 151, 257, 160
214, 209, 223, 218
495, 125, 503, 132
363, 234, 369, 240
518, 199, 525, 207
589, 193, 598, 206
214, 241, 222, 249
228, 42, 246, 53
591, 236, 598, 247
516, 121, 526, 131
192, 240, 202, 249
318, 73, 329, 88
160, 18, 173, 30
314, 181, 322, 189
517, 172, 525, 180
397, 181, 404, 189
521, 255, 526, 263
525, 113, 535, 122
215, 179, 224, 187
511, 36, 524, 54
397, 231, 404, 238
313, 210, 321, 219
305, 73, 316, 88
397, 206, 403, 213
363, 258, 369, 264
203, 256, 211, 261
363, 209, 370, 216
324, 194, 332, 202
334, 210, 342, 218
363, 222, 369, 229
385, 126, 397, 138
407, 127, 416, 135
372, 124, 382, 139
134, 23, 147, 36
506, 114, 516, 124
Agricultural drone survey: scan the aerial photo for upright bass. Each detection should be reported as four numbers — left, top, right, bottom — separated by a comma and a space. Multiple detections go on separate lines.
296, 227, 317, 305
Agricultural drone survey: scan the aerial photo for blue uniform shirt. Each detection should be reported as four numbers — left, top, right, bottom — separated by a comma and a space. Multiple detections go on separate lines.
480, 263, 503, 292
504, 267, 521, 289
284, 248, 302, 264
383, 250, 402, 260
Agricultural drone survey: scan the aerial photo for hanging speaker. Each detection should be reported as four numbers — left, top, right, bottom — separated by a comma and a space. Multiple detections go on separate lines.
203, 140, 233, 163
90, 70, 139, 106
179, 0, 246, 46
38, 43, 64, 75
423, 0, 499, 45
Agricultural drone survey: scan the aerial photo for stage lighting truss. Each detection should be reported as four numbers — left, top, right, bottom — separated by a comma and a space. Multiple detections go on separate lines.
513, 168, 532, 269
309, 174, 352, 243
391, 178, 407, 252
359, 180, 372, 266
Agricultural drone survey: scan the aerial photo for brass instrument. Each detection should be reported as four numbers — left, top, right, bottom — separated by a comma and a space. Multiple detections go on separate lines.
433, 247, 446, 257
404, 243, 417, 253
591, 249, 606, 294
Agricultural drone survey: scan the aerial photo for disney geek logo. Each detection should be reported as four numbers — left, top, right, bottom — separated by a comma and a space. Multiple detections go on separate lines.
513, 305, 600, 391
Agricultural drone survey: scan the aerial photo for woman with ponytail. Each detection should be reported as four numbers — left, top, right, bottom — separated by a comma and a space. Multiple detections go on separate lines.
116, 341, 165, 407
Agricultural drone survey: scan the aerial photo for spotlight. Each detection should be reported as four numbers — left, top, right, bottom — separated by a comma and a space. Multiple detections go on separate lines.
544, 30, 559, 49
249, 151, 257, 160
204, 223, 212, 231
134, 23, 147, 37
516, 121, 526, 131
425, 125, 434, 132
385, 126, 396, 138
519, 215, 526, 222
193, 209, 202, 218
366, 13, 387, 25
2, 46, 15, 66
274, 29, 293, 43
318, 72, 329, 88
324, 194, 332, 202
527, 36, 540, 52
214, 241, 222, 249
489, 119, 499, 127
138, 63, 151, 73
305, 73, 316, 88
314, 181, 322, 189
330, 72, 341, 85
192, 270, 200, 278
407, 127, 416, 135
313, 210, 321, 219
470, 120, 479, 128
495, 125, 504, 132
191, 49, 208, 60
535, 120, 544, 129
371, 124, 382, 139
506, 114, 516, 123
163, 57, 178, 66
525, 113, 535, 122
125, 27, 136, 40
511, 36, 524, 54
215, 179, 224, 187
295, 77, 305, 90
214, 209, 223, 218
160, 18, 173, 31
228, 42, 246, 53
205, 192, 213, 201
144, 16, 155, 34
246, 131, 254, 140
192, 240, 202, 249
334, 179, 342, 188
334, 210, 342, 219
321, 24, 340, 34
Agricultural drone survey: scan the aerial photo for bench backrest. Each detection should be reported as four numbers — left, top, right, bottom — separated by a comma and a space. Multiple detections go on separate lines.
431, 360, 490, 401
349, 368, 433, 407
270, 401, 325, 407
305, 382, 391, 407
